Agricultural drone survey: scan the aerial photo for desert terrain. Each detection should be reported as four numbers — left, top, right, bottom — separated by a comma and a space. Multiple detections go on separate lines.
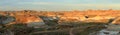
0, 9, 120, 35
0, 9, 120, 24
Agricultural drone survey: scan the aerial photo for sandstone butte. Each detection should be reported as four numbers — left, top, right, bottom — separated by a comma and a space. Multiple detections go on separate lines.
0, 9, 120, 24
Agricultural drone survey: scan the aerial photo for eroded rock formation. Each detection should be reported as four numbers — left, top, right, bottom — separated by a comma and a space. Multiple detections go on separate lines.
0, 10, 120, 24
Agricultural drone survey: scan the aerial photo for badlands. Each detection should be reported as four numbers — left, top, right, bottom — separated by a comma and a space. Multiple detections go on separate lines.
0, 9, 120, 24
1, 9, 120, 35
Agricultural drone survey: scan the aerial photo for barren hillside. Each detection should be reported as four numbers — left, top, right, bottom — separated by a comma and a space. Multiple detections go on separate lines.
1, 10, 120, 24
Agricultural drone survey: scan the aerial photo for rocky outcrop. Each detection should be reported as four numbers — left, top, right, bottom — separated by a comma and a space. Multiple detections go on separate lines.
27, 22, 45, 28
111, 17, 120, 24
14, 15, 46, 28
1, 10, 120, 24
15, 15, 42, 23
39, 16, 59, 26
0, 15, 15, 25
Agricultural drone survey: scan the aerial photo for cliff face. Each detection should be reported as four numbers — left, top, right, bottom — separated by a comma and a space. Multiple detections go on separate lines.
15, 15, 42, 23
1, 10, 120, 24
58, 10, 120, 24
111, 17, 120, 24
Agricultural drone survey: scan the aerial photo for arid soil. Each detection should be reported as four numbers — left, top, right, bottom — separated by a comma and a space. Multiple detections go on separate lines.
0, 10, 120, 35
1, 10, 120, 24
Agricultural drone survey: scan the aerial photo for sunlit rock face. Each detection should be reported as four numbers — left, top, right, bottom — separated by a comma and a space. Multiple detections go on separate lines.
1, 10, 120, 24
59, 16, 82, 22
26, 16, 45, 28
59, 15, 111, 23
15, 15, 42, 23
58, 11, 117, 23
111, 17, 120, 24
14, 15, 46, 28
59, 11, 85, 22
84, 16, 116, 23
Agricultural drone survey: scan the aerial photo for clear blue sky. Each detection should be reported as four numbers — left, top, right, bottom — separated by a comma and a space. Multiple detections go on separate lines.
0, 0, 120, 11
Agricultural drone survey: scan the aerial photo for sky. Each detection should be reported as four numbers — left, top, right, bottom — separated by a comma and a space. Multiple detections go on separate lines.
1, 0, 120, 11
